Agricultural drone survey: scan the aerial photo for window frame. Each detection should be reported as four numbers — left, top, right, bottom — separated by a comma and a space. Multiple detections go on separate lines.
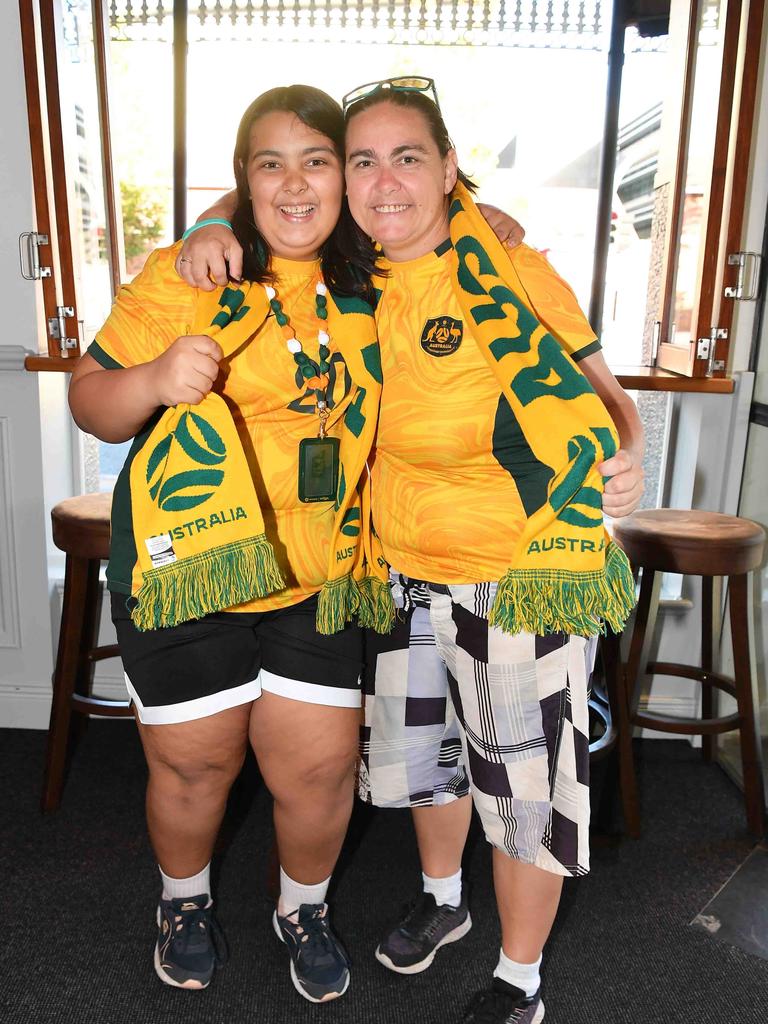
21, 0, 764, 382
654, 0, 764, 379
19, 0, 78, 368
20, 0, 122, 371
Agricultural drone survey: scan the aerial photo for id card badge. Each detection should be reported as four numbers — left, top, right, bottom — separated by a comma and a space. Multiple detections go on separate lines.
298, 436, 340, 503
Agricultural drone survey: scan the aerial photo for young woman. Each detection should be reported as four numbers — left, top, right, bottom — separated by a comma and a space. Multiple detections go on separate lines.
69, 85, 384, 1005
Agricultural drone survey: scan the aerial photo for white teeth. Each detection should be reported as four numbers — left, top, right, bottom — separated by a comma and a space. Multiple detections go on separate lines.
375, 204, 409, 213
280, 204, 315, 215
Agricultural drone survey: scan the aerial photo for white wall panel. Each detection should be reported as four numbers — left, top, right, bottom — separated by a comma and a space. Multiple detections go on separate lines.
0, 415, 22, 649
0, 7, 56, 728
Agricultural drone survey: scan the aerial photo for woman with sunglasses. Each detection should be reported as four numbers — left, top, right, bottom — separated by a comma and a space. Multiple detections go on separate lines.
178, 76, 643, 1023
343, 79, 643, 1024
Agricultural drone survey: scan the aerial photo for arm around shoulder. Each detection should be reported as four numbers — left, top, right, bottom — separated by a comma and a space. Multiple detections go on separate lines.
176, 189, 242, 290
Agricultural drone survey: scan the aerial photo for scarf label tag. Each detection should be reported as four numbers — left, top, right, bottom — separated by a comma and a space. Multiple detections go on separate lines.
144, 532, 177, 568
298, 436, 340, 503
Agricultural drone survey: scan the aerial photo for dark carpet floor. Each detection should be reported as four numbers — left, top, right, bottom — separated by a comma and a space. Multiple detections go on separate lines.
1, 725, 766, 1023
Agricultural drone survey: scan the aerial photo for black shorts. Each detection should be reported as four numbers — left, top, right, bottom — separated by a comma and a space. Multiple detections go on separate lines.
111, 592, 364, 725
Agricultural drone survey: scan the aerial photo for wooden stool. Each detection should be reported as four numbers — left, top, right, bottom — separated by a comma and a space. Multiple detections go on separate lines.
42, 492, 132, 811
614, 509, 766, 837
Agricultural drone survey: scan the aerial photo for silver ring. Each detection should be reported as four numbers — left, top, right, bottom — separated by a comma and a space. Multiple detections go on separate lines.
179, 256, 193, 264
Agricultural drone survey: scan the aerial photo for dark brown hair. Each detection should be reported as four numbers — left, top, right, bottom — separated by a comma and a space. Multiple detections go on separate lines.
231, 85, 377, 296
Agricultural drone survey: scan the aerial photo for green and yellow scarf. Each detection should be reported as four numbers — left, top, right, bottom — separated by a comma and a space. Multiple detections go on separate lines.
447, 183, 636, 636
129, 278, 393, 634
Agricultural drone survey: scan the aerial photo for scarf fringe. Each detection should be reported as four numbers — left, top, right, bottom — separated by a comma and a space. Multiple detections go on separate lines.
316, 573, 395, 636
131, 535, 285, 631
488, 541, 635, 637
357, 575, 396, 634
316, 573, 360, 635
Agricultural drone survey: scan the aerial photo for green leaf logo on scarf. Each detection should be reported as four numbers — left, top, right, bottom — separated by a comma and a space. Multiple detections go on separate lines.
146, 411, 227, 512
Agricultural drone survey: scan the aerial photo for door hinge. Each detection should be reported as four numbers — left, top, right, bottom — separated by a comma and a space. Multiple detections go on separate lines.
725, 252, 762, 300
697, 328, 728, 375
47, 306, 80, 356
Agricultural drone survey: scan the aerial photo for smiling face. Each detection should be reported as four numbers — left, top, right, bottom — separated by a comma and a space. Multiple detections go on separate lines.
242, 110, 344, 261
344, 101, 458, 262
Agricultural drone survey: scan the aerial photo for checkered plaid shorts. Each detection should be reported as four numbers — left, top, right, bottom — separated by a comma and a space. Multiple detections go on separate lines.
359, 572, 597, 877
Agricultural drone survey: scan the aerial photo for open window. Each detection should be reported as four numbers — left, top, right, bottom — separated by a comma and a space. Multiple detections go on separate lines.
20, 0, 764, 388
652, 0, 764, 378
20, 0, 85, 368
19, 0, 161, 371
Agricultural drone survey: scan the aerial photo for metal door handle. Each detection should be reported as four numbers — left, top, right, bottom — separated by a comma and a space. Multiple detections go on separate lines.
18, 231, 51, 280
725, 252, 762, 300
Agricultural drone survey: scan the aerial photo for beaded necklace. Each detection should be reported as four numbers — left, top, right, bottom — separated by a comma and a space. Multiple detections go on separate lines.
265, 278, 339, 503
265, 280, 331, 437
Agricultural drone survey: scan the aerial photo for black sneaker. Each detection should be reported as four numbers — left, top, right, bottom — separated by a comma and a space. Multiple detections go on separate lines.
154, 894, 227, 990
273, 903, 350, 1003
375, 890, 472, 974
460, 979, 545, 1023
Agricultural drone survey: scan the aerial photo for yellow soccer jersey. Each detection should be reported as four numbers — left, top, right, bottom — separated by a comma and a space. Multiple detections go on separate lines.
91, 245, 354, 612
372, 241, 601, 584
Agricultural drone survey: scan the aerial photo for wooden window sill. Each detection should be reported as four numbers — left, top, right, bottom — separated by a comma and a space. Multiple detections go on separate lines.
610, 365, 735, 394
25, 355, 79, 372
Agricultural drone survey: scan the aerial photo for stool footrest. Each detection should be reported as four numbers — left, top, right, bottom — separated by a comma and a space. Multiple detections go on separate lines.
85, 644, 120, 664
588, 723, 618, 759
588, 696, 617, 760
632, 711, 741, 735
71, 694, 132, 717
646, 661, 736, 697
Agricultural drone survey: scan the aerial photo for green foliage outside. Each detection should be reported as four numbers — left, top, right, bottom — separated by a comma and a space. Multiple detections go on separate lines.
120, 181, 166, 260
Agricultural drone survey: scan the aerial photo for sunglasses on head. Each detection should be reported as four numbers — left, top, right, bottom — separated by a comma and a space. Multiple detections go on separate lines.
341, 76, 441, 114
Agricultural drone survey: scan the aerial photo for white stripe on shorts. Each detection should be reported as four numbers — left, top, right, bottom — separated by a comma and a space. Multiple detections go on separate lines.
259, 669, 361, 708
126, 673, 262, 725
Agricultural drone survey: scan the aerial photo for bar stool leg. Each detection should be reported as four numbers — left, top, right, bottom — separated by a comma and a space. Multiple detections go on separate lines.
624, 567, 660, 716
71, 559, 102, 744
42, 554, 89, 812
728, 573, 766, 838
700, 576, 715, 763
602, 629, 640, 838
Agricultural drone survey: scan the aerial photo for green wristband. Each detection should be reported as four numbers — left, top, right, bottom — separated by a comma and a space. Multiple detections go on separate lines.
181, 217, 233, 241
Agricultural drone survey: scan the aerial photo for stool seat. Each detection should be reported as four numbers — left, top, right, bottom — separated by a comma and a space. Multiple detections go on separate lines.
51, 492, 112, 559
614, 509, 765, 576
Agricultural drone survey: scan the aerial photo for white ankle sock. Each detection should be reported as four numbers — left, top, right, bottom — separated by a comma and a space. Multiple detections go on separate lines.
159, 862, 211, 902
422, 868, 462, 908
494, 949, 542, 998
278, 867, 331, 917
